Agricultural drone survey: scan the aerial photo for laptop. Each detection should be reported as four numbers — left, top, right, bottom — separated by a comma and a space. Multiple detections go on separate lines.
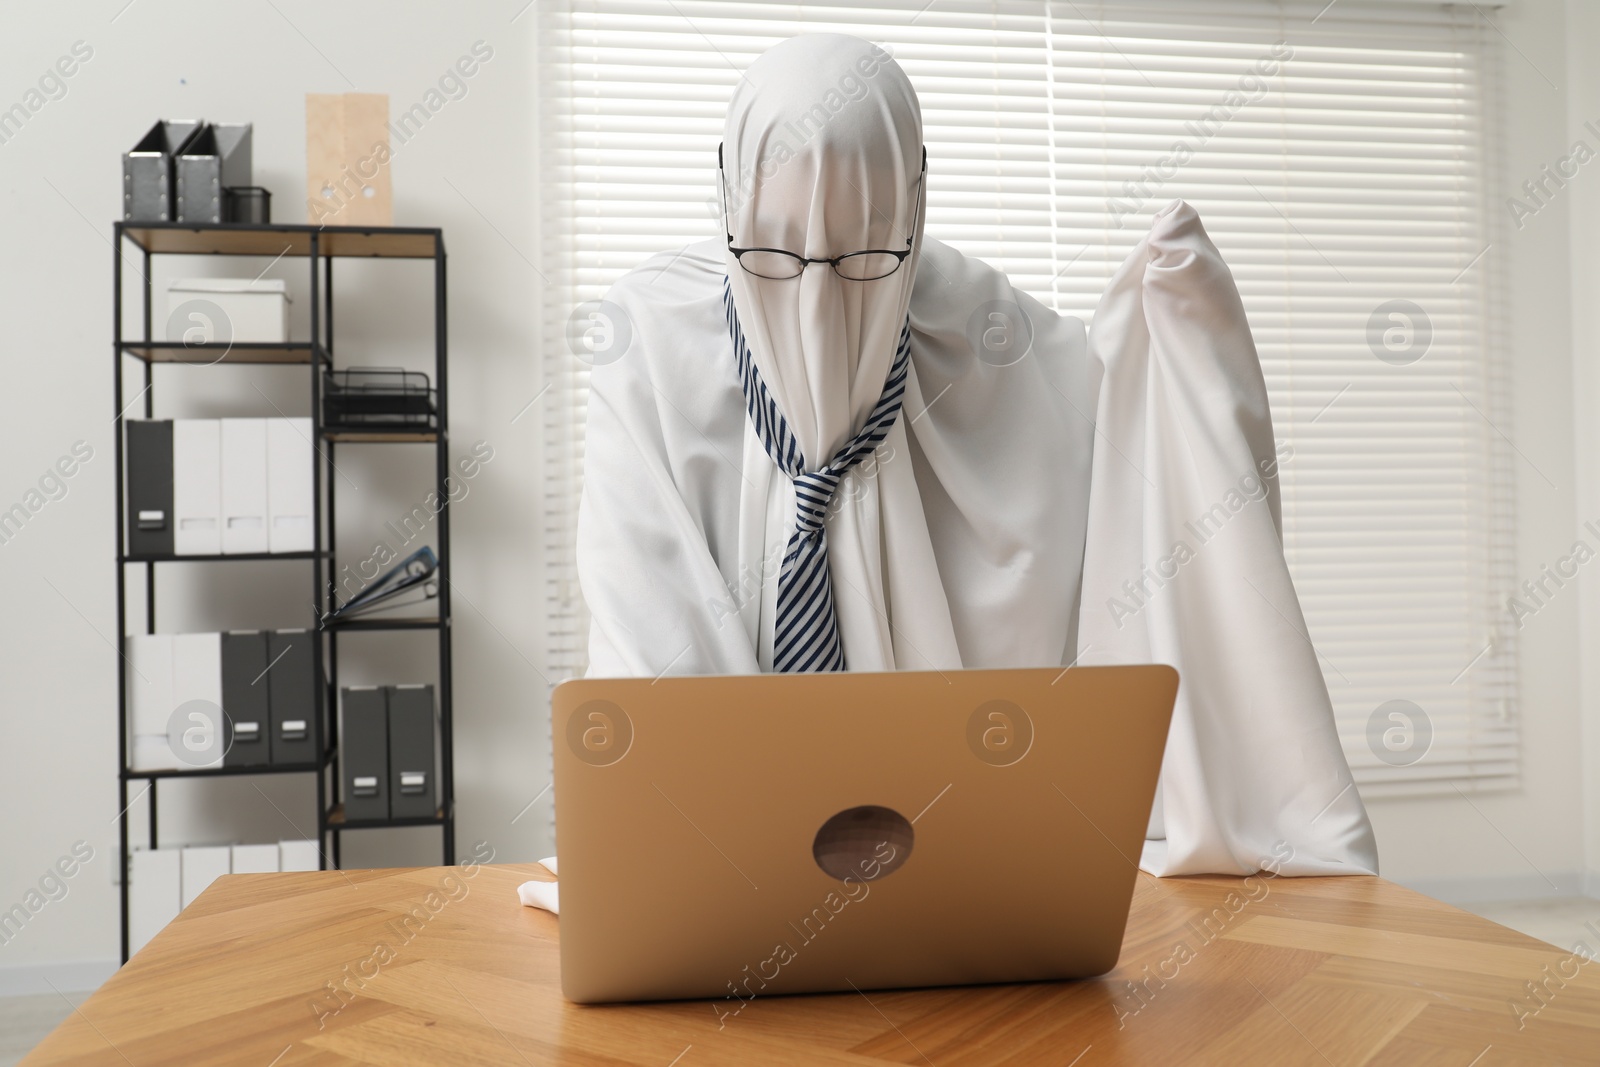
551, 664, 1178, 1005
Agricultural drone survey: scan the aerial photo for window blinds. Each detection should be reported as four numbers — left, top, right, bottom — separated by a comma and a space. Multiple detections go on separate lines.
538, 0, 1515, 794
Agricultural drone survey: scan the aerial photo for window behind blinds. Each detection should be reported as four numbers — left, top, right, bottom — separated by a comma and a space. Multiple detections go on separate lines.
538, 0, 1516, 795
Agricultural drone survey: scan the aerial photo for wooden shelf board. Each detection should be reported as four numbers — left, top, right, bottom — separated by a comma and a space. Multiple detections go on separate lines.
119, 222, 441, 259
324, 616, 445, 632
323, 429, 439, 442
121, 551, 330, 563
123, 760, 325, 781
325, 803, 446, 829
119, 341, 322, 365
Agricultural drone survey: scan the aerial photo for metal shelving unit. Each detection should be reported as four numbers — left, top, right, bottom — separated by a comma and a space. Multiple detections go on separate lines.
112, 221, 454, 963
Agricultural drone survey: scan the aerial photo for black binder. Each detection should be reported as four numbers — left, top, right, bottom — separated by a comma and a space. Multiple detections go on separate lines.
221, 631, 270, 767
266, 629, 317, 765
126, 420, 173, 558
341, 687, 389, 821
385, 685, 436, 819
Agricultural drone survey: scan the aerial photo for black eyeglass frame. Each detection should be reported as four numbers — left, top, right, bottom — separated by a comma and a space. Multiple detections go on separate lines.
718, 144, 927, 281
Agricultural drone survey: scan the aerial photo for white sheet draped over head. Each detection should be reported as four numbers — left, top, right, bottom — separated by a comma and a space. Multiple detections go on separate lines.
722, 33, 924, 466
573, 33, 1378, 878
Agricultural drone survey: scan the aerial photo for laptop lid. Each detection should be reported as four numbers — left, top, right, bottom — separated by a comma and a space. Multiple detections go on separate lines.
552, 664, 1177, 1004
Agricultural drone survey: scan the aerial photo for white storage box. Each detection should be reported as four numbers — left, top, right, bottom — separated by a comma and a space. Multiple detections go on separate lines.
278, 839, 320, 872
230, 843, 281, 874
165, 278, 291, 344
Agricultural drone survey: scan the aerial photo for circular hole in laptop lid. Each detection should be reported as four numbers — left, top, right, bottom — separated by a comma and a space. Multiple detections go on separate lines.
812, 805, 913, 883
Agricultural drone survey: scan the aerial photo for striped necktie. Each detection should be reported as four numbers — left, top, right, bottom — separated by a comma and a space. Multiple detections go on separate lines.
723, 279, 912, 672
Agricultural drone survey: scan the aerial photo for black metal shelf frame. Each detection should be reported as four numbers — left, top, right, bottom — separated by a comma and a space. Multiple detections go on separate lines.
112, 221, 454, 964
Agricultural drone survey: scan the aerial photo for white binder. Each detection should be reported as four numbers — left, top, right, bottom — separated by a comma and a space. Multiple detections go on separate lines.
130, 736, 176, 773
266, 418, 314, 553
278, 839, 321, 872
230, 843, 281, 874
130, 848, 182, 954
180, 845, 232, 908
220, 418, 269, 555
127, 633, 177, 772
171, 632, 223, 770
173, 419, 222, 555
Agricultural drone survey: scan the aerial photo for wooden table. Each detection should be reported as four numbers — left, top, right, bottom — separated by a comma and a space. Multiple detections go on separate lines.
27, 863, 1600, 1065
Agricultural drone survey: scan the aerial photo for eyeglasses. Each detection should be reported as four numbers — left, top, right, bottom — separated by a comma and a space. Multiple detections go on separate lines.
719, 145, 926, 281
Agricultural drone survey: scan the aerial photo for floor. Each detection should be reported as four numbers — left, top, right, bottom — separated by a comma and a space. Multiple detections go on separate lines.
1464, 895, 1600, 956
0, 991, 87, 1067
2, 899, 1596, 1063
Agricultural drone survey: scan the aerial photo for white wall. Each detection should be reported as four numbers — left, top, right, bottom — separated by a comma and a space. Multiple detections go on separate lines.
1564, 0, 1600, 890
0, 0, 551, 989
0, 0, 1595, 989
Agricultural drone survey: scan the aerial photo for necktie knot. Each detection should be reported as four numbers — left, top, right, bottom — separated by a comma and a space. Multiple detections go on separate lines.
792, 469, 841, 536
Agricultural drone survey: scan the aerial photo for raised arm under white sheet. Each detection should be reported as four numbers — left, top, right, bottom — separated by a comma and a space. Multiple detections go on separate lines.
1078, 199, 1379, 877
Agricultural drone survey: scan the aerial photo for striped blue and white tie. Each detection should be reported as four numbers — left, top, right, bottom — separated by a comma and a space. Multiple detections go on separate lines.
723, 279, 913, 672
